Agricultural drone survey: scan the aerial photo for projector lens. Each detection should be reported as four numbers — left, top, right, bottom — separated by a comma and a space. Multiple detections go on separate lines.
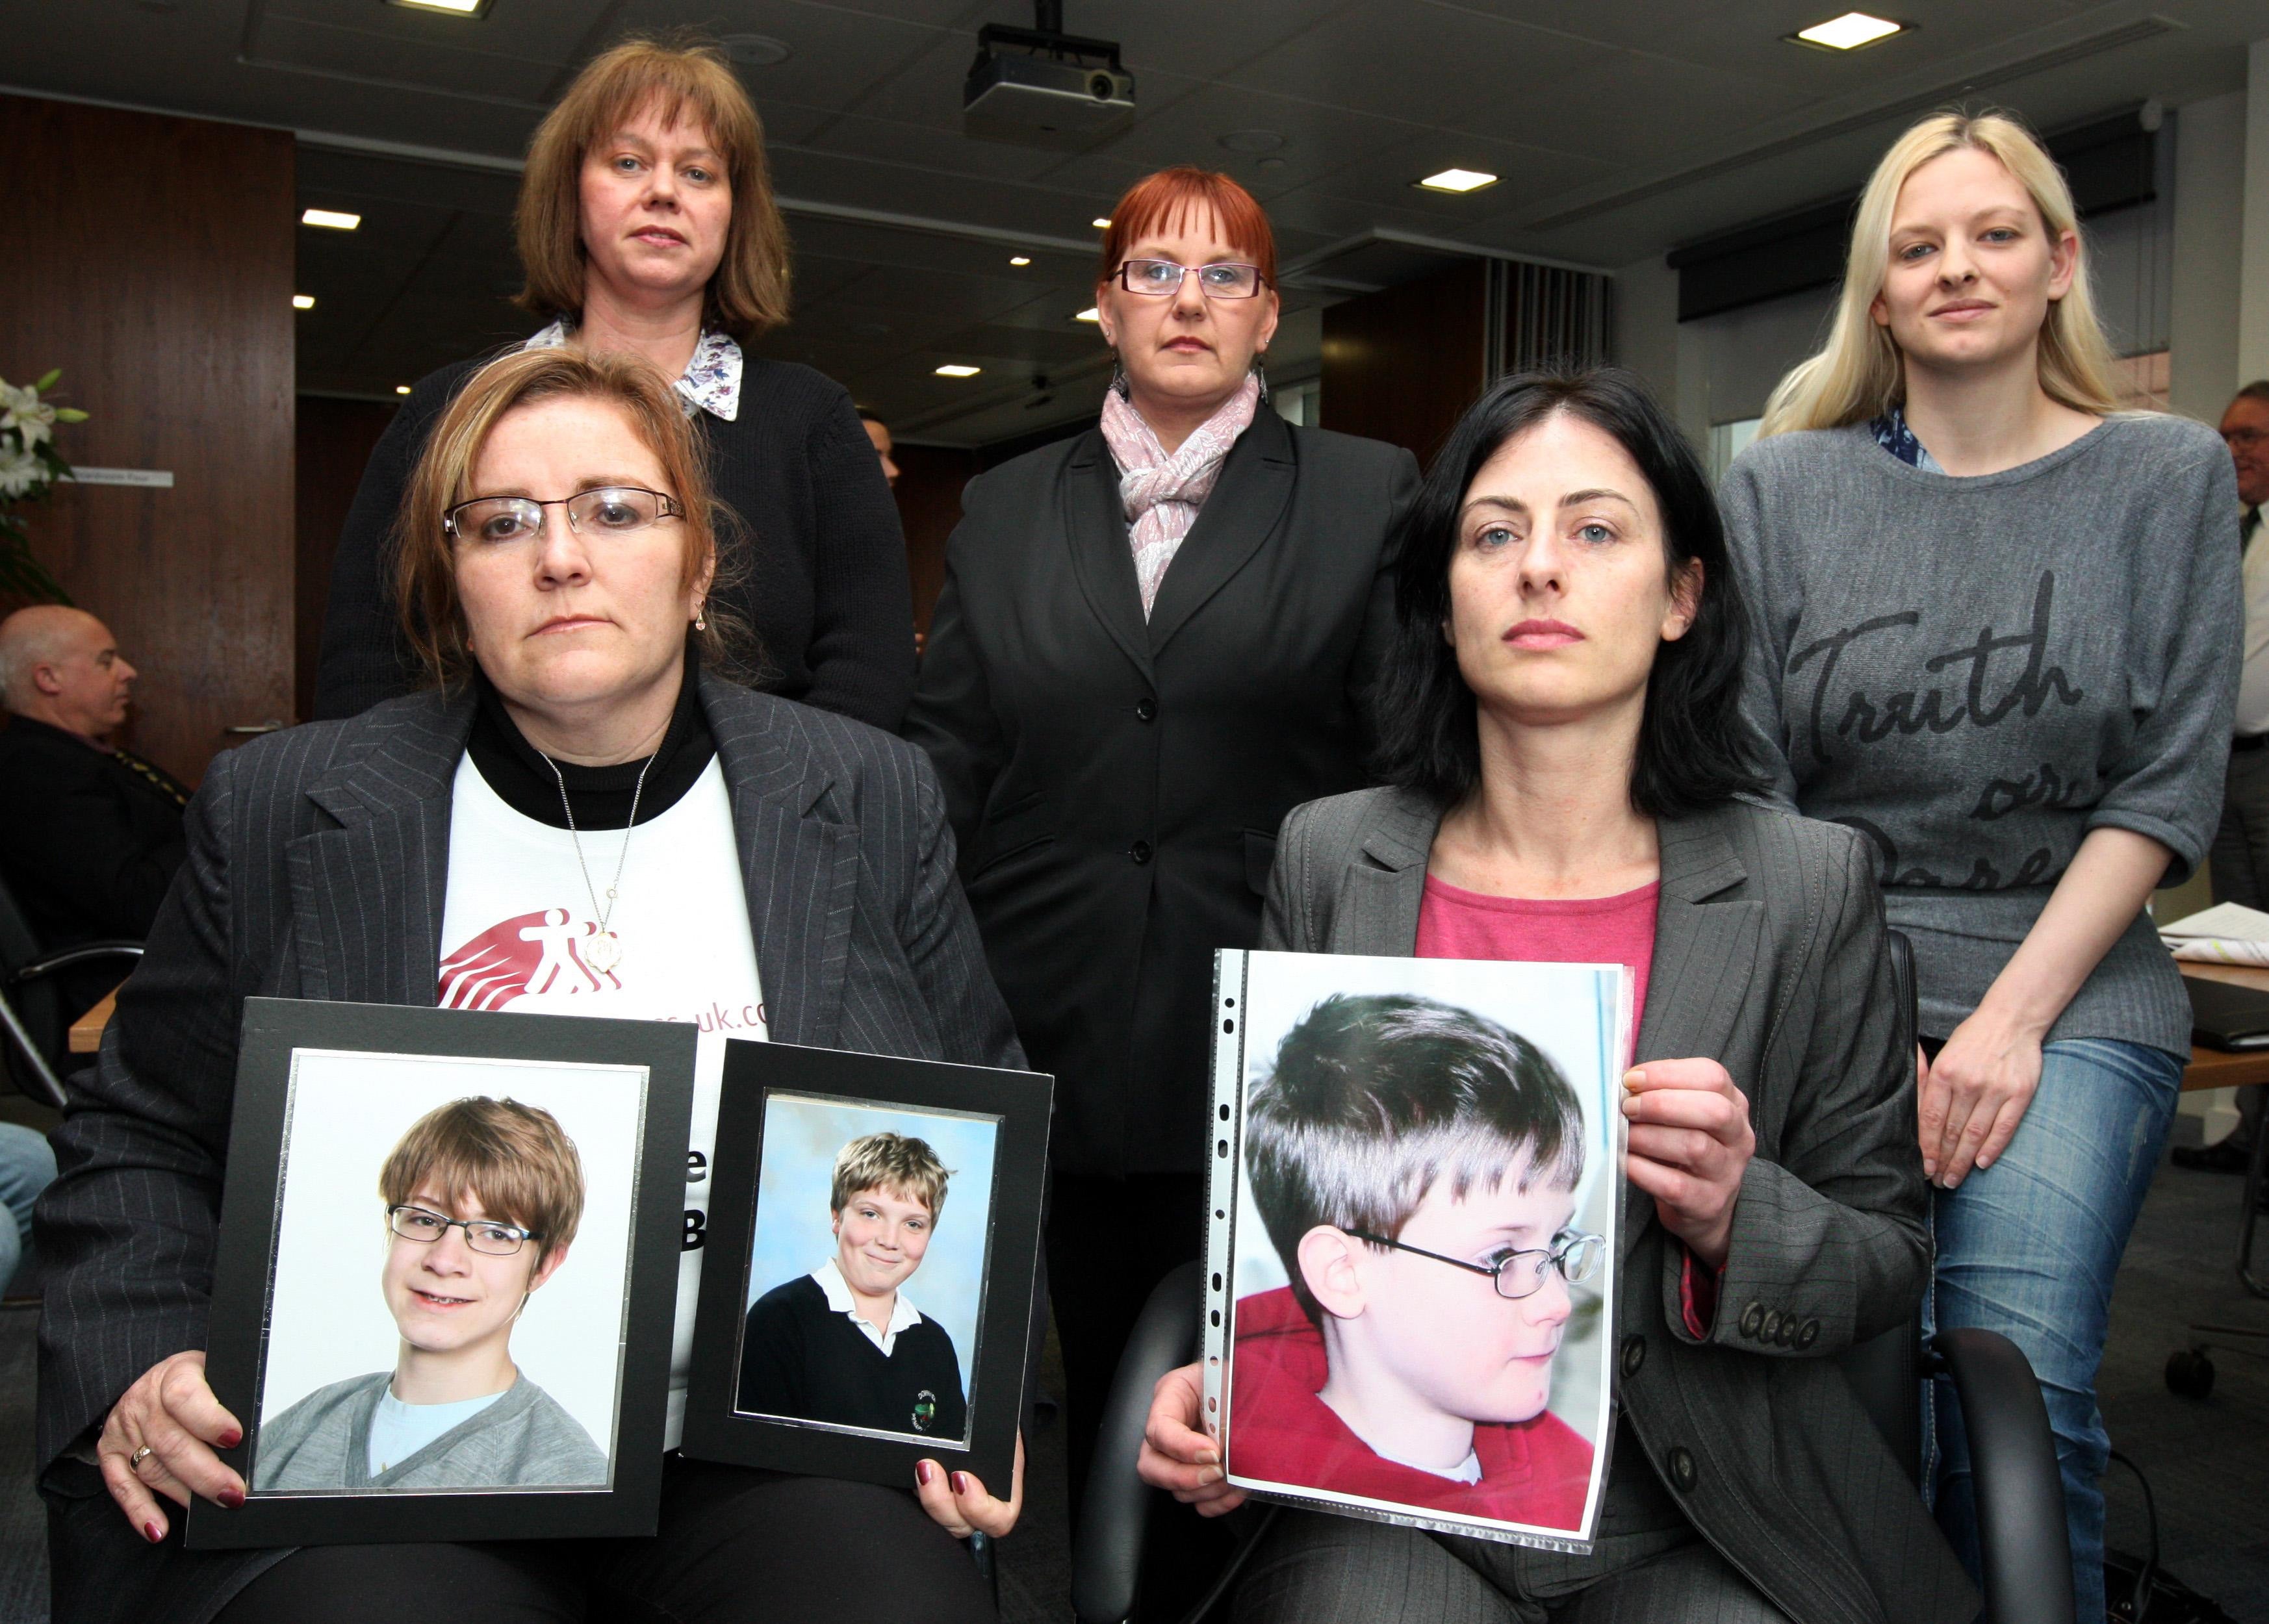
1089, 72, 1114, 100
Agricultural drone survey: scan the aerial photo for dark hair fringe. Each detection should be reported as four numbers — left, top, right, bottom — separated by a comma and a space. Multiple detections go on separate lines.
1369, 364, 1766, 818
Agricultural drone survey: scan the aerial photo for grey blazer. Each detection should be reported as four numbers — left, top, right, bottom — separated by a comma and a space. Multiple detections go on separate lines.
34, 672, 1024, 1624
1259, 786, 1976, 1624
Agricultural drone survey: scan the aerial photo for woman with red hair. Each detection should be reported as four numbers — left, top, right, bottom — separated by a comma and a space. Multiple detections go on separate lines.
905, 166, 1418, 1506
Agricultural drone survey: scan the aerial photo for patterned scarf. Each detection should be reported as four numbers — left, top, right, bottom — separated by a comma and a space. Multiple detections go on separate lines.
1100, 372, 1263, 619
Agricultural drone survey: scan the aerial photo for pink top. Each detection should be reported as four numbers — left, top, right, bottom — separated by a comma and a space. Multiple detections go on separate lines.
1415, 874, 1660, 1021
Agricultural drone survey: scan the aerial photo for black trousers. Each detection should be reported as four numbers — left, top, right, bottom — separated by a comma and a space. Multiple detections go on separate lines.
50, 1458, 995, 1624
1046, 1171, 1236, 1621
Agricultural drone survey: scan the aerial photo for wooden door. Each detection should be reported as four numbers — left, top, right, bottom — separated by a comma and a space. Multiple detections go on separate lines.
0, 94, 295, 786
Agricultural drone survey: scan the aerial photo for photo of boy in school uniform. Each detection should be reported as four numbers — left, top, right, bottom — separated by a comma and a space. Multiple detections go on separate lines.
254, 1097, 609, 1491
737, 1133, 968, 1440
1229, 994, 1604, 1529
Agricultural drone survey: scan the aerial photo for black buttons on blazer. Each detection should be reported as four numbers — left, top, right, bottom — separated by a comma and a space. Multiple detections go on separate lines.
1621, 1334, 1645, 1377
1134, 697, 1157, 722
1797, 1318, 1820, 1349
1739, 1300, 1765, 1339
1668, 1446, 1699, 1493
1129, 841, 1153, 865
1761, 1310, 1782, 1344
1775, 1316, 1796, 1347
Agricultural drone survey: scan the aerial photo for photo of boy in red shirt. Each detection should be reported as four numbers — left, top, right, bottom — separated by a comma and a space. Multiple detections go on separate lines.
1228, 993, 1604, 1532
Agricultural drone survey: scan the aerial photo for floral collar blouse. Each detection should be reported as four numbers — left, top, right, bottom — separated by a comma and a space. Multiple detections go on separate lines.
524, 320, 743, 422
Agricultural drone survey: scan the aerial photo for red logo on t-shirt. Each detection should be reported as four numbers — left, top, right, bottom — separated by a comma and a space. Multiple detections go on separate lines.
438, 908, 619, 1009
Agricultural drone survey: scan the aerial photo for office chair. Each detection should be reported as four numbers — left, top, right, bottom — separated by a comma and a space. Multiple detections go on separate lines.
1070, 935, 2075, 1624
0, 870, 140, 1108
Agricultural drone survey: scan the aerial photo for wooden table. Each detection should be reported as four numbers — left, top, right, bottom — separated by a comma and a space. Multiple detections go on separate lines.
2179, 963, 2269, 1091
67, 984, 120, 1055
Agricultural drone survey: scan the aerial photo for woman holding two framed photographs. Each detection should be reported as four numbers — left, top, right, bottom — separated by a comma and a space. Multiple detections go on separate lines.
1139, 370, 1975, 1621
35, 345, 1025, 1624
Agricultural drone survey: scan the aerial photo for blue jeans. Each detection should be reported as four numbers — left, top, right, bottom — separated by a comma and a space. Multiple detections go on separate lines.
0, 1120, 57, 1296
1927, 1037, 2182, 1624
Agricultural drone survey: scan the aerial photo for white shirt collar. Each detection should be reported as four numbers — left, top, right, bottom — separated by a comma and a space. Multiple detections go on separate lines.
522, 319, 743, 422
813, 1258, 924, 1356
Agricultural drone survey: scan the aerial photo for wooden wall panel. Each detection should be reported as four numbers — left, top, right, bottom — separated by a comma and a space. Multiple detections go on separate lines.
1319, 259, 1487, 472
894, 442, 982, 646
296, 397, 396, 724
0, 95, 295, 785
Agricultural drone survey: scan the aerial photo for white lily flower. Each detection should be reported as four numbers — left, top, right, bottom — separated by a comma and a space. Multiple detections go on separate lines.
0, 443, 45, 500
0, 381, 54, 450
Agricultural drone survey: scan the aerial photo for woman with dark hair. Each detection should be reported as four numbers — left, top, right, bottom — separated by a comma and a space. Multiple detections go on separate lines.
1138, 368, 1974, 1623
313, 36, 914, 731
903, 165, 1418, 1504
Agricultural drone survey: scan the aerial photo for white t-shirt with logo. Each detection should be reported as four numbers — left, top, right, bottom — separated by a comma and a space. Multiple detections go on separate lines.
438, 753, 765, 1449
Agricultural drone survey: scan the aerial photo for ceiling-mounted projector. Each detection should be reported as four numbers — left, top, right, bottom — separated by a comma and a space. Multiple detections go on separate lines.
964, 1, 1134, 149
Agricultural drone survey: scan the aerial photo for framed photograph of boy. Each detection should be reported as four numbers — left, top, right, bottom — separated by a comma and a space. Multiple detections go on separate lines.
680, 1039, 1051, 1495
1203, 950, 1632, 1552
188, 998, 697, 1549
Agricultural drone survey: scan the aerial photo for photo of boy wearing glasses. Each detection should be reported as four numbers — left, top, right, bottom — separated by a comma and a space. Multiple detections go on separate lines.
254, 1097, 609, 1491
1230, 994, 1604, 1528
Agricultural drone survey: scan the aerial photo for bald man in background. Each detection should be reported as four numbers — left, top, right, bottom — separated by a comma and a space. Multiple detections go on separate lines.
0, 606, 187, 1019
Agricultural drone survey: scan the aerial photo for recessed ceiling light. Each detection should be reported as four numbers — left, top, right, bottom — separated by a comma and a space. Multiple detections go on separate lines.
301, 208, 361, 231
935, 364, 982, 377
386, 0, 488, 14
1417, 168, 1499, 194
720, 32, 791, 66
1009, 255, 1032, 266
1074, 307, 1100, 323
1218, 129, 1285, 155
1091, 217, 1112, 229
292, 294, 315, 310
395, 385, 412, 395
1792, 11, 1904, 50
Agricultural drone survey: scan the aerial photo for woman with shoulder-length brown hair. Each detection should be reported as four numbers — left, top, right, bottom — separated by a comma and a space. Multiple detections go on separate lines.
903, 165, 1420, 1516
314, 36, 915, 733
38, 346, 1022, 1624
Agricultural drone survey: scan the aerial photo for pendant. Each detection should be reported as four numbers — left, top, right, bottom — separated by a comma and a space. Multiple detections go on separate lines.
585, 931, 624, 975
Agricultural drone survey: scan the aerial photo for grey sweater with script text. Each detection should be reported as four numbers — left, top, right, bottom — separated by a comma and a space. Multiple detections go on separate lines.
1721, 416, 2240, 1052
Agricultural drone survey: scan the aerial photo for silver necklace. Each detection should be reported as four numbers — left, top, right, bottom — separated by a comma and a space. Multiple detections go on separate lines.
543, 751, 653, 976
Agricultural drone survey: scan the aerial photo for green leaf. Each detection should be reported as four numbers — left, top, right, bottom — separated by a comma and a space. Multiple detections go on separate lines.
32, 368, 60, 392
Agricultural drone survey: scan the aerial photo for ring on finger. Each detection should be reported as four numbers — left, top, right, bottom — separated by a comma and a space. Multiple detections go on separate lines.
130, 1444, 155, 1473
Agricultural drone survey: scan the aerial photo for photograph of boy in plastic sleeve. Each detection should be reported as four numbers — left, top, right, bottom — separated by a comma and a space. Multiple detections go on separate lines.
1230, 993, 1604, 1528
255, 1097, 609, 1491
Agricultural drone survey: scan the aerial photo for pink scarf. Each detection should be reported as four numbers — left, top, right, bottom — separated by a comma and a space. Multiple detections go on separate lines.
1099, 372, 1262, 619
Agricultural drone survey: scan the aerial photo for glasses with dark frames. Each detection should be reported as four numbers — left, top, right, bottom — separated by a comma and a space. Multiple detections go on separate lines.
442, 486, 684, 544
1346, 1228, 1605, 1300
1114, 259, 1268, 299
387, 1204, 541, 1256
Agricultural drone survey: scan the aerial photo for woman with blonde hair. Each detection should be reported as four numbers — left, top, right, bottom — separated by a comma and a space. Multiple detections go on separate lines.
315, 36, 915, 732
1722, 110, 2240, 1619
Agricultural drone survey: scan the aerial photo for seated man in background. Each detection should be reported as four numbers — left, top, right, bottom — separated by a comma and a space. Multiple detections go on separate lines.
0, 605, 187, 1019
1, 1121, 57, 1300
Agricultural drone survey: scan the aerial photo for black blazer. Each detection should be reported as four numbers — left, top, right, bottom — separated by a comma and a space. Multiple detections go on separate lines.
1263, 787, 1975, 1624
312, 352, 917, 732
903, 406, 1418, 1178
34, 674, 1021, 1624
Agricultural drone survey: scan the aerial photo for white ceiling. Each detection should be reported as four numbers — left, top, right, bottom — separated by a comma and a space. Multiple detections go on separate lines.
6, 0, 2266, 444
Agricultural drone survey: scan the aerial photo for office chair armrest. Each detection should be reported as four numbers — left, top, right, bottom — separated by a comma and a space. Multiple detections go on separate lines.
1072, 1259, 1205, 1624
1930, 1327, 2073, 1624
12, 941, 143, 984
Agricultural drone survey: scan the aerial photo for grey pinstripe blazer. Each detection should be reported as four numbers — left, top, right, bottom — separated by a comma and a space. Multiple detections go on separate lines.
1259, 786, 1977, 1624
33, 673, 1023, 1623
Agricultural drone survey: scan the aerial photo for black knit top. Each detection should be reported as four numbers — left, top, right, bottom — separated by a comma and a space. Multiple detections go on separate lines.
311, 351, 916, 731
737, 1275, 969, 1440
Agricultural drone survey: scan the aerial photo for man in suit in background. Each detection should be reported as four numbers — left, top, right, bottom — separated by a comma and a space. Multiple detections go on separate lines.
2192, 384, 2269, 1173
0, 605, 187, 1019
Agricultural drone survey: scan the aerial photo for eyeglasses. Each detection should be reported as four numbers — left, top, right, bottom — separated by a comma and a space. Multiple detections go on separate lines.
387, 1204, 541, 1256
2224, 427, 2269, 451
1346, 1228, 1605, 1300
442, 487, 684, 544
1114, 259, 1268, 299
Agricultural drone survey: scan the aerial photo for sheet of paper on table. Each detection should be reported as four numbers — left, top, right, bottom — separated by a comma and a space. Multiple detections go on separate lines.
2160, 902, 2269, 966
